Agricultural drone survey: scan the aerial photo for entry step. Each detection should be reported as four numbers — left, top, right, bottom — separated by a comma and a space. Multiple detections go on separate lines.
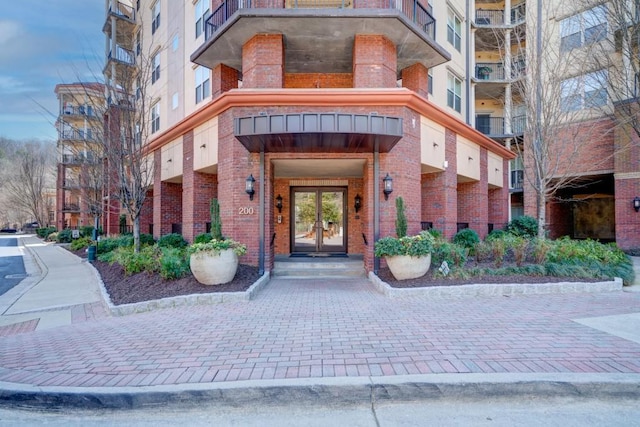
273, 260, 365, 279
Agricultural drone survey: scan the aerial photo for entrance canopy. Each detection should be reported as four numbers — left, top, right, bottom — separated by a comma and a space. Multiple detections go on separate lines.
234, 112, 403, 153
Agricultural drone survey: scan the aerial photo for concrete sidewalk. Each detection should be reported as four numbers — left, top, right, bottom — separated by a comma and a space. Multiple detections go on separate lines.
0, 236, 106, 334
0, 237, 639, 409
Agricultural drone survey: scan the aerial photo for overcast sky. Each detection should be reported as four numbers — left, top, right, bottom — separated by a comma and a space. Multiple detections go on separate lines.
0, 1, 104, 142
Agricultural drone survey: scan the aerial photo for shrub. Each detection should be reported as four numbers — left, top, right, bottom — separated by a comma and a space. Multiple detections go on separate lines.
139, 233, 156, 246
453, 229, 480, 252
194, 233, 213, 244
36, 227, 56, 239
506, 215, 538, 238
79, 226, 96, 238
112, 246, 160, 275
157, 233, 188, 249
188, 238, 248, 257
159, 248, 190, 280
210, 198, 223, 241
97, 235, 134, 254
485, 229, 507, 241
395, 197, 407, 238
431, 241, 467, 268
510, 236, 529, 267
532, 238, 552, 264
426, 229, 443, 240
70, 236, 92, 251
490, 238, 507, 268
56, 229, 73, 243
374, 231, 435, 258
473, 241, 492, 264
47, 232, 58, 242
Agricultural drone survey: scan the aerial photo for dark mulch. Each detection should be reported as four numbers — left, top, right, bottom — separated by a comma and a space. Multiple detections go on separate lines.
69, 247, 260, 305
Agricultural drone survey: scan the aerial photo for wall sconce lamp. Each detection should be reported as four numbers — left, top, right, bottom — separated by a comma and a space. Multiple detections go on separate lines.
634, 196, 640, 212
245, 174, 256, 201
383, 173, 393, 200
354, 194, 362, 213
200, 144, 206, 148
276, 194, 283, 213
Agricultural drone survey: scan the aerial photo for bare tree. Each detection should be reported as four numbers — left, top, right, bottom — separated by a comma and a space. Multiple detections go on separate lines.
0, 139, 55, 227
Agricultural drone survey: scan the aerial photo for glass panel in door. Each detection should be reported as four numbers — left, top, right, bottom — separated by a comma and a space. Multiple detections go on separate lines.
292, 189, 346, 253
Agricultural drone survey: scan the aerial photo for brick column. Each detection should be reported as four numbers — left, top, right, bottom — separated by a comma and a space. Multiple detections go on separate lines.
457, 149, 489, 238
152, 150, 183, 238
353, 35, 397, 88
242, 34, 284, 89
402, 63, 429, 98
212, 64, 239, 98
139, 189, 154, 236
488, 158, 510, 231
614, 110, 640, 250
56, 164, 65, 230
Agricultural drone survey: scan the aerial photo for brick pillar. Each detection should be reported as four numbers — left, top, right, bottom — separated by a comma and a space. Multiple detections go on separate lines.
182, 130, 217, 242
422, 129, 458, 239
614, 111, 640, 250
457, 149, 489, 238
401, 63, 429, 98
139, 189, 154, 236
488, 158, 510, 231
212, 64, 239, 98
152, 150, 183, 238
217, 110, 260, 267
353, 34, 397, 88
242, 34, 283, 89
56, 164, 65, 230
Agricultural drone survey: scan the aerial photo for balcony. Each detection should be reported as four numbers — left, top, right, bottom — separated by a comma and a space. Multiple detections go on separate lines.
103, 0, 136, 40
59, 129, 94, 141
62, 203, 81, 212
62, 180, 81, 189
510, 169, 524, 190
475, 9, 504, 26
60, 105, 96, 118
108, 45, 135, 66
475, 63, 505, 80
475, 114, 526, 137
62, 153, 98, 164
192, 0, 449, 75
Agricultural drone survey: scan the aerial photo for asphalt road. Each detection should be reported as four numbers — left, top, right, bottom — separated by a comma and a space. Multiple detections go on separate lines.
0, 237, 26, 297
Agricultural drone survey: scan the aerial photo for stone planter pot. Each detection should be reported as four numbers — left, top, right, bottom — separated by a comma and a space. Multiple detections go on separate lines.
385, 254, 432, 281
189, 248, 239, 285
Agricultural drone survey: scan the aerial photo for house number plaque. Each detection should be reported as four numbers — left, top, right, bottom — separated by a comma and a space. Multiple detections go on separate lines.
238, 207, 254, 215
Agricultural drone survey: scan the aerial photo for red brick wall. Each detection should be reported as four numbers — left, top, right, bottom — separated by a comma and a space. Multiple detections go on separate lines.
614, 110, 640, 249
56, 164, 65, 230
152, 150, 183, 238
212, 64, 239, 99
456, 148, 489, 238
139, 189, 154, 236
401, 63, 429, 99
353, 35, 397, 89
284, 73, 353, 89
242, 34, 284, 89
488, 158, 510, 231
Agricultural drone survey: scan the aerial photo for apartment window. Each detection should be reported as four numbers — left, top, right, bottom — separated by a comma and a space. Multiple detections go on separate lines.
428, 69, 433, 95
560, 5, 607, 52
447, 73, 462, 113
195, 66, 211, 104
151, 103, 160, 133
152, 1, 160, 34
195, 0, 211, 39
447, 9, 462, 52
152, 52, 160, 84
172, 92, 178, 110
560, 71, 608, 112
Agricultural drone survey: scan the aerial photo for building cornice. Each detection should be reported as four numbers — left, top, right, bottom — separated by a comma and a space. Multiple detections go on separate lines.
146, 88, 515, 159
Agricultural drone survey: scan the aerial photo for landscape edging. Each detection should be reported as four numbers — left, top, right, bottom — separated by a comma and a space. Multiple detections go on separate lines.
368, 272, 622, 298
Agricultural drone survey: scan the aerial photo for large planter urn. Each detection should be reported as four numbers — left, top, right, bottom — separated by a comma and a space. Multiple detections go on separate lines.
385, 254, 432, 281
189, 248, 239, 285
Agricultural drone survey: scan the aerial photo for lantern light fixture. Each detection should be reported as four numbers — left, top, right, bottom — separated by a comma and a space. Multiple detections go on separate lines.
383, 173, 393, 200
354, 194, 362, 213
245, 174, 256, 201
633, 196, 640, 212
276, 194, 283, 213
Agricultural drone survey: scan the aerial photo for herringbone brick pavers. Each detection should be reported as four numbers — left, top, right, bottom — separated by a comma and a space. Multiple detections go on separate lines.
0, 278, 639, 388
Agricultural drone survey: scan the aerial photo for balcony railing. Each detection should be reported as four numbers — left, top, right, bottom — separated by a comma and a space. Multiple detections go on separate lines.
475, 63, 505, 80
63, 203, 80, 212
61, 106, 96, 117
108, 0, 136, 21
475, 9, 504, 26
108, 45, 135, 65
510, 170, 524, 190
205, 0, 436, 41
62, 153, 98, 164
511, 3, 526, 25
59, 129, 94, 141
475, 115, 527, 136
62, 180, 81, 189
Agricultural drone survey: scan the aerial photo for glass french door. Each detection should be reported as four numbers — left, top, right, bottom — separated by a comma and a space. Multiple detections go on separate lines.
292, 188, 346, 253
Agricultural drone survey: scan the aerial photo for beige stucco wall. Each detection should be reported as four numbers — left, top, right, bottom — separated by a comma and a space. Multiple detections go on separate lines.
420, 116, 446, 173
193, 116, 219, 172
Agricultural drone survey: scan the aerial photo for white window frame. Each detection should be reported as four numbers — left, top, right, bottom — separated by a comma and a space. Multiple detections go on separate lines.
151, 103, 160, 133
195, 66, 211, 104
152, 1, 160, 34
428, 68, 433, 95
560, 71, 608, 112
560, 5, 607, 52
447, 72, 462, 113
152, 52, 160, 84
195, 0, 211, 39
447, 8, 462, 52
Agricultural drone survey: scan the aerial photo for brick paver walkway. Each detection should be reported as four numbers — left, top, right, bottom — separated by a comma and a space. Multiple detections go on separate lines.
1, 278, 639, 388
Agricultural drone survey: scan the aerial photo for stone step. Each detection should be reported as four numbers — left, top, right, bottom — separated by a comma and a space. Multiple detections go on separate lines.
273, 260, 365, 279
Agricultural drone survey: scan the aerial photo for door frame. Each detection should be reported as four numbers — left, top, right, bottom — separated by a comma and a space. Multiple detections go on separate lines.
290, 186, 348, 254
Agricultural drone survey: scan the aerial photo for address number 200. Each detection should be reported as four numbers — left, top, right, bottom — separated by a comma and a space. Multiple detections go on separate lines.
238, 207, 254, 215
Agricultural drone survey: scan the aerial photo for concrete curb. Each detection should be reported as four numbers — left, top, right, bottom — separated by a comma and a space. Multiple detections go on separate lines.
369, 272, 623, 299
89, 262, 271, 316
0, 373, 638, 409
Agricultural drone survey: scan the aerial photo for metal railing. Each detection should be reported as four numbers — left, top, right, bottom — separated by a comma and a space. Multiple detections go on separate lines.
62, 153, 98, 164
63, 204, 80, 212
108, 0, 136, 21
475, 62, 505, 80
205, 0, 436, 41
512, 115, 526, 134
511, 3, 526, 25
61, 106, 96, 117
510, 170, 524, 190
475, 116, 504, 136
59, 129, 94, 141
475, 9, 504, 26
108, 45, 135, 65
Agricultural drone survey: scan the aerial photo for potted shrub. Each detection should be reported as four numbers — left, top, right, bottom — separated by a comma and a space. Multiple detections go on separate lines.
375, 231, 435, 280
188, 239, 247, 285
